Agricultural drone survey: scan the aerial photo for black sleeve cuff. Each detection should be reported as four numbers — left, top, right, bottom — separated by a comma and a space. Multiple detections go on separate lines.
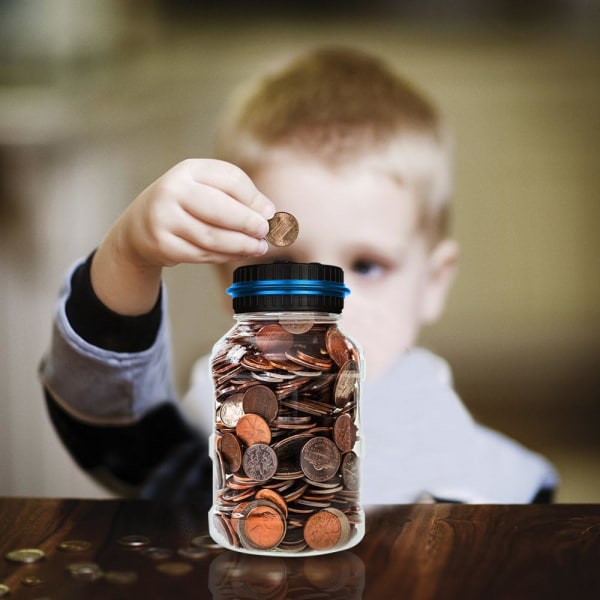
65, 252, 162, 353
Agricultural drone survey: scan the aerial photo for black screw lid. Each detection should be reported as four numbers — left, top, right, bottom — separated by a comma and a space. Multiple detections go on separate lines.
227, 262, 350, 313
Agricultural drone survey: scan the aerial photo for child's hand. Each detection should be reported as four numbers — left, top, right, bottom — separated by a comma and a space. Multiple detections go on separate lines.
117, 159, 274, 268
91, 159, 275, 315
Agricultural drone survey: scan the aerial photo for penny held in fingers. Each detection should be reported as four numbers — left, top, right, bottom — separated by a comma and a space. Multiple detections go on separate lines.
265, 212, 299, 247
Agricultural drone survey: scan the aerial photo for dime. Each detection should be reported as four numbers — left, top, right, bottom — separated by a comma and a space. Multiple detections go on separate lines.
57, 539, 92, 552
242, 384, 278, 423
219, 432, 243, 472
300, 436, 341, 483
156, 562, 193, 576
265, 211, 299, 247
219, 392, 245, 428
236, 413, 272, 446
117, 534, 150, 548
333, 413, 357, 453
238, 501, 287, 550
5, 548, 45, 563
255, 324, 294, 358
242, 443, 278, 482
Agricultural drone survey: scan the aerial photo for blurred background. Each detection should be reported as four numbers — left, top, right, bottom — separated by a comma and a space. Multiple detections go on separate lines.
1, 0, 598, 501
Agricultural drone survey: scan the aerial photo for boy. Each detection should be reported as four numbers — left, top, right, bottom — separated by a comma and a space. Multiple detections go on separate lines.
40, 47, 557, 506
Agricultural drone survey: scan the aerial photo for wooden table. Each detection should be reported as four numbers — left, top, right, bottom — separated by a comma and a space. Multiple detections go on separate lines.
0, 498, 598, 599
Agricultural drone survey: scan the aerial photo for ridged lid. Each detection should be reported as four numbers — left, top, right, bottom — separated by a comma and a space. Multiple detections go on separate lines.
227, 262, 350, 313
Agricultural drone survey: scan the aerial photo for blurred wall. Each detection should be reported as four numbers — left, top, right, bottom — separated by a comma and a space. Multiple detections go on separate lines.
1, 5, 598, 498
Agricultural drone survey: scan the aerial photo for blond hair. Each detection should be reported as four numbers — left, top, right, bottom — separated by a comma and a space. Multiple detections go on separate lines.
216, 46, 452, 241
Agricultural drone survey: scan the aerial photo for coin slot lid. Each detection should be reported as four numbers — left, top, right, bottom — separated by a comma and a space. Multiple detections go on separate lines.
227, 262, 350, 314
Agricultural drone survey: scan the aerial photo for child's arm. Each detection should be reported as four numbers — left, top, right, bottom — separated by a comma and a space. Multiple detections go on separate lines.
91, 158, 275, 316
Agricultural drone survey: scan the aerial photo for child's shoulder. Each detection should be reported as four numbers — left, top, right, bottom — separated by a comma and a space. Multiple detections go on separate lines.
397, 346, 454, 387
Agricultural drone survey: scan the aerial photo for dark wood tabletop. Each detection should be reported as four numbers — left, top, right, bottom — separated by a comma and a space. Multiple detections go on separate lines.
0, 497, 598, 599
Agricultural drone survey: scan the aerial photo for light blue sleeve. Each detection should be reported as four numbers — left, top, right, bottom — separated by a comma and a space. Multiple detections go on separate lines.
39, 259, 177, 426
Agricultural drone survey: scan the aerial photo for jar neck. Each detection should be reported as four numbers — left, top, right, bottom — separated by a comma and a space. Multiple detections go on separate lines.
233, 311, 341, 323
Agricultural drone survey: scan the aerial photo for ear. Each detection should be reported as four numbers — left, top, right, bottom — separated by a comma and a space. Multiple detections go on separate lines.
420, 239, 459, 324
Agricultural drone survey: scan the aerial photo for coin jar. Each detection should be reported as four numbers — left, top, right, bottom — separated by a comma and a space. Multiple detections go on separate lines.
208, 262, 365, 556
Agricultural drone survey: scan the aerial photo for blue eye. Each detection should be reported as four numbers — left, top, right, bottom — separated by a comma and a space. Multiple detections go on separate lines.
351, 259, 386, 279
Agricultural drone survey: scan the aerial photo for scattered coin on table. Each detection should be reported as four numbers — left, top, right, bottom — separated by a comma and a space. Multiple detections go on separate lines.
5, 548, 45, 563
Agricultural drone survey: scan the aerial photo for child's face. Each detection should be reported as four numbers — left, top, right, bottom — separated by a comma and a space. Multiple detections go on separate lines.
239, 156, 457, 379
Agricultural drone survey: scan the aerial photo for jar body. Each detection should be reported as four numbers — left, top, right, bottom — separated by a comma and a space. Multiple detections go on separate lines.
209, 311, 364, 556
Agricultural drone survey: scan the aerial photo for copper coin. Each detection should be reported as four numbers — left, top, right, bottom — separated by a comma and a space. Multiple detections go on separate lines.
242, 443, 278, 482
256, 488, 289, 518
242, 385, 279, 423
238, 501, 287, 550
236, 413, 272, 446
300, 436, 341, 483
333, 413, 357, 453
333, 360, 359, 408
219, 393, 245, 428
220, 432, 243, 472
341, 451, 360, 492
255, 324, 294, 358
265, 211, 299, 247
303, 508, 350, 551
325, 326, 353, 367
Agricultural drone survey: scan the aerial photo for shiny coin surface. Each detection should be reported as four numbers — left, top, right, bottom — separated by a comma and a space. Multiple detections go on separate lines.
5, 548, 45, 563
57, 539, 92, 552
219, 432, 243, 472
156, 561, 193, 576
266, 211, 299, 247
255, 324, 294, 358
117, 534, 150, 548
303, 508, 348, 551
219, 392, 245, 428
238, 500, 287, 551
333, 413, 357, 453
300, 436, 341, 483
242, 384, 279, 423
242, 443, 278, 482
0, 584, 9, 597
236, 413, 272, 446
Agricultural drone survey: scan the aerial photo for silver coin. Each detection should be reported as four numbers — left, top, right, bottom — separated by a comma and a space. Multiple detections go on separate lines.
5, 548, 45, 563
142, 546, 173, 561
0, 584, 9, 598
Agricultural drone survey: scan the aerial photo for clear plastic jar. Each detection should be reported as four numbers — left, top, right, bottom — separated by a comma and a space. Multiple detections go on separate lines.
208, 262, 365, 556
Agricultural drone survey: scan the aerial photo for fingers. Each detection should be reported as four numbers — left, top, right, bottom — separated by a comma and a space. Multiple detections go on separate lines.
174, 159, 276, 219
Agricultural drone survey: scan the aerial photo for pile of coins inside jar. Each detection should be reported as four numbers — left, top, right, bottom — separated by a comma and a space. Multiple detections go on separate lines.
211, 319, 362, 554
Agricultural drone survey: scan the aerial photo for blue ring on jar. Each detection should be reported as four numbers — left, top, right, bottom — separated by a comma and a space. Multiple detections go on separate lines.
227, 279, 350, 299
